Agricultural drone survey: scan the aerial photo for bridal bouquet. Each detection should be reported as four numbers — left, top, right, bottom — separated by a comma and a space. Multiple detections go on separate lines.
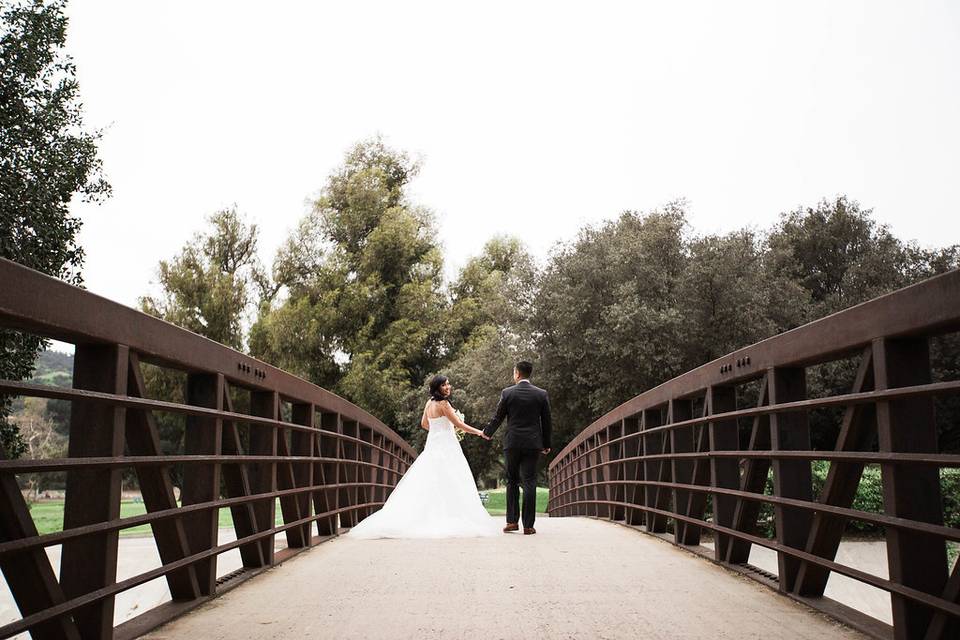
454, 409, 466, 441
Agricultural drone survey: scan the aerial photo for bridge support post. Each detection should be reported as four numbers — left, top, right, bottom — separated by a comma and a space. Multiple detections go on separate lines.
622, 417, 644, 526
61, 344, 127, 638
249, 390, 279, 566
873, 337, 951, 640
643, 407, 670, 533
707, 385, 739, 563
340, 419, 359, 528
669, 399, 697, 544
182, 373, 224, 595
290, 403, 315, 546
315, 412, 339, 535
769, 366, 813, 593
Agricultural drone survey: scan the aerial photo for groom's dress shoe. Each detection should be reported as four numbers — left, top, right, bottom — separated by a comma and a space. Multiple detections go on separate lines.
523, 527, 536, 535
503, 523, 519, 533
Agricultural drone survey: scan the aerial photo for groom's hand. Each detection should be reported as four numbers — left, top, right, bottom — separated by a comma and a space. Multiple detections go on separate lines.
541, 448, 551, 455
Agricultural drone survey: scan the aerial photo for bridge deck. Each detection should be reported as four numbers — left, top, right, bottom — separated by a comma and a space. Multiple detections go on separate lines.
144, 517, 864, 639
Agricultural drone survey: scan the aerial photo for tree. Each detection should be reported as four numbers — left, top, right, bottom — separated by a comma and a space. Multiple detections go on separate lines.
677, 229, 807, 365
0, 0, 110, 457
139, 208, 266, 467
764, 196, 909, 316
533, 203, 690, 450
422, 237, 540, 482
252, 138, 448, 434
140, 207, 267, 351
11, 396, 67, 500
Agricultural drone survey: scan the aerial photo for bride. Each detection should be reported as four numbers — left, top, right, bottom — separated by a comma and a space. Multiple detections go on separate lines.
347, 375, 501, 539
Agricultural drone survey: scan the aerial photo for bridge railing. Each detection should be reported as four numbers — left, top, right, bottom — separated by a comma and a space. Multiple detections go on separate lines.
0, 258, 416, 640
548, 269, 960, 640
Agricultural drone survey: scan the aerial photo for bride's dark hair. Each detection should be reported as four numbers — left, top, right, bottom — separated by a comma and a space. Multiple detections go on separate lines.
428, 375, 449, 402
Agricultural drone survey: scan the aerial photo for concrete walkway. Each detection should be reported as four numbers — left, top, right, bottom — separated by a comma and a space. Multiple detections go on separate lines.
145, 517, 864, 639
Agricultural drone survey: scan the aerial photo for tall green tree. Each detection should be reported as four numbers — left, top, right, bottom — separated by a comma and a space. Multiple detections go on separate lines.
533, 203, 690, 449
140, 207, 268, 350
0, 0, 110, 457
251, 138, 447, 434
765, 196, 910, 316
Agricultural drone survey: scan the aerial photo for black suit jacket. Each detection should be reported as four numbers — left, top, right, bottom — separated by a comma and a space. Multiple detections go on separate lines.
483, 380, 552, 450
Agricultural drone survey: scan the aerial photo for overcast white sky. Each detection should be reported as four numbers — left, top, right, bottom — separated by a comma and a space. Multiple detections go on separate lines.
64, 0, 960, 308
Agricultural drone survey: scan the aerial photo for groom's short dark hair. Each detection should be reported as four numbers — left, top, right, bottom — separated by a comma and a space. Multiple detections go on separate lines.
515, 361, 533, 379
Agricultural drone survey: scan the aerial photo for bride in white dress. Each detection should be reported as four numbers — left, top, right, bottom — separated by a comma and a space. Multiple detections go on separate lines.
347, 375, 501, 539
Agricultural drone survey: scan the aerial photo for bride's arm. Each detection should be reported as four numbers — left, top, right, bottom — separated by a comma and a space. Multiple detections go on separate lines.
440, 401, 484, 436
420, 402, 430, 431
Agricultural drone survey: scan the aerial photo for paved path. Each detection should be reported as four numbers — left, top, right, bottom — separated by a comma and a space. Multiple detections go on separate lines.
145, 517, 864, 639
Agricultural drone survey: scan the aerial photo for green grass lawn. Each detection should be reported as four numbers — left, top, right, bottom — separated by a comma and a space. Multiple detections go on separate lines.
28, 500, 276, 537
482, 487, 549, 516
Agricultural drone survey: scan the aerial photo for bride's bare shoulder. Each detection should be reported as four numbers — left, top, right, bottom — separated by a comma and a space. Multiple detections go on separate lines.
424, 399, 447, 419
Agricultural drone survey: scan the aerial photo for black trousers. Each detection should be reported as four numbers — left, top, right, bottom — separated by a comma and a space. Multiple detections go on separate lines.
505, 448, 540, 528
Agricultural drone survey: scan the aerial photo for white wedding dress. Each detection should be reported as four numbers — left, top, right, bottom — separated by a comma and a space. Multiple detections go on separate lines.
347, 415, 500, 539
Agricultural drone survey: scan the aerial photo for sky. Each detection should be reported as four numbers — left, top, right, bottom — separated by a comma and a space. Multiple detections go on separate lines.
63, 0, 960, 309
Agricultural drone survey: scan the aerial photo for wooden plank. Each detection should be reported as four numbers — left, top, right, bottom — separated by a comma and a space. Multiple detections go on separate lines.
125, 353, 201, 600
874, 337, 949, 640
181, 373, 224, 595
60, 344, 127, 638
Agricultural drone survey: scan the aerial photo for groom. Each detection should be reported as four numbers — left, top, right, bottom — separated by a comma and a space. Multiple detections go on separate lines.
482, 360, 552, 535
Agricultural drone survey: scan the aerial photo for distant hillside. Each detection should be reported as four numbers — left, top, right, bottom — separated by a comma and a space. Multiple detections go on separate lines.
32, 349, 73, 388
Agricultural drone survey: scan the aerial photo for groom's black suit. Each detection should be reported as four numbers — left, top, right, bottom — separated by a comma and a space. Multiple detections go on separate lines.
483, 379, 552, 529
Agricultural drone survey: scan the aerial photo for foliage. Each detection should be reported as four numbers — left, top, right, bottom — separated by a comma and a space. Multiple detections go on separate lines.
750, 463, 960, 538
426, 237, 540, 482
140, 207, 267, 351
252, 137, 447, 434
138, 209, 264, 476
11, 396, 67, 500
0, 0, 109, 458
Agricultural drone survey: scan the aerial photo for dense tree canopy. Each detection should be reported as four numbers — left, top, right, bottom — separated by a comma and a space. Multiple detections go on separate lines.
0, 0, 109, 457
251, 138, 448, 430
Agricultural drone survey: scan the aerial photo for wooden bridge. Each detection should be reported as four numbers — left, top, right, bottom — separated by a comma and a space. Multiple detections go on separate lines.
0, 257, 958, 639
